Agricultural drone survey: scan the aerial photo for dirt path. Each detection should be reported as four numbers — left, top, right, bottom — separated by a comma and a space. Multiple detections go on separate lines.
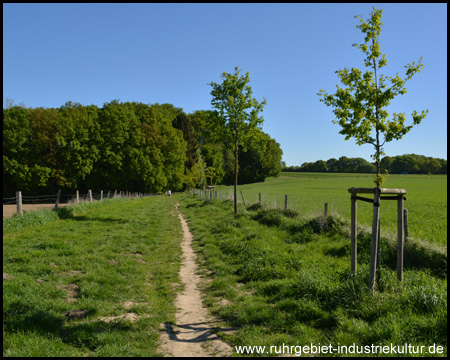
3, 204, 70, 218
158, 204, 234, 357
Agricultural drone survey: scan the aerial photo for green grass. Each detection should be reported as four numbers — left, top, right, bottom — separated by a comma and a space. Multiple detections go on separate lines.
3, 176, 447, 357
3, 196, 182, 357
178, 195, 447, 357
212, 173, 447, 247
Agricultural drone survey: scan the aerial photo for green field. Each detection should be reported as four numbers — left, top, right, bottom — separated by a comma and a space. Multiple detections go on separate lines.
3, 197, 182, 357
3, 173, 447, 357
212, 173, 447, 247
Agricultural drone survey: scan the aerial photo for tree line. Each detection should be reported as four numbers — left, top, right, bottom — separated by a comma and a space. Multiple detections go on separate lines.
3, 100, 282, 197
283, 154, 447, 174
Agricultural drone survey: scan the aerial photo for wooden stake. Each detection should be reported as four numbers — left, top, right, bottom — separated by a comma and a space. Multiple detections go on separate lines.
397, 195, 404, 282
404, 209, 409, 243
369, 187, 381, 293
351, 196, 357, 274
16, 191, 23, 215
54, 189, 61, 210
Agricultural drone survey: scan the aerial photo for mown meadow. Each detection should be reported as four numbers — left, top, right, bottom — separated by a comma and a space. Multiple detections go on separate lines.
3, 197, 182, 357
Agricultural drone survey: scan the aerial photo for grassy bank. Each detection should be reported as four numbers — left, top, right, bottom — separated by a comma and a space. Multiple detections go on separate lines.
3, 197, 182, 357
212, 173, 447, 247
179, 195, 447, 357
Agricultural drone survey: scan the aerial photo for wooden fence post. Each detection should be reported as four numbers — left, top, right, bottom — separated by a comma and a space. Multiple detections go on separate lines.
376, 217, 381, 278
76, 190, 79, 204
404, 209, 409, 243
54, 189, 61, 210
324, 202, 328, 217
259, 193, 261, 203
16, 191, 23, 215
284, 195, 288, 210
350, 196, 357, 274
100, 190, 103, 201
240, 191, 246, 206
88, 190, 93, 202
397, 195, 404, 283
369, 187, 381, 293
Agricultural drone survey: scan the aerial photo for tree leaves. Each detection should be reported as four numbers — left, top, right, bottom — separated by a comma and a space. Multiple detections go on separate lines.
3, 101, 188, 195
318, 7, 428, 185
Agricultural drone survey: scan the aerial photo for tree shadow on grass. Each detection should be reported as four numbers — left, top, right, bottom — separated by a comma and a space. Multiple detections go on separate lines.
67, 215, 129, 224
4, 301, 134, 352
55, 207, 128, 223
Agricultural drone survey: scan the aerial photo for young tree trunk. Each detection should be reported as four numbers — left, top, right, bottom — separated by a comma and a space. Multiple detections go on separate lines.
234, 135, 238, 214
373, 39, 381, 183
375, 129, 381, 178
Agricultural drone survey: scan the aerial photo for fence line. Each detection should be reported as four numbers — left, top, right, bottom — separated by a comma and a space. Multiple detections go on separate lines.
189, 187, 410, 242
3, 189, 159, 216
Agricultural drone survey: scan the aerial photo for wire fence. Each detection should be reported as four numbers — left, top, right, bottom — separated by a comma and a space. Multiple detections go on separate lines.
190, 187, 411, 244
3, 190, 159, 217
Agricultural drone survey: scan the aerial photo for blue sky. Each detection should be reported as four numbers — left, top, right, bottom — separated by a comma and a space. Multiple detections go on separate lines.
3, 3, 447, 166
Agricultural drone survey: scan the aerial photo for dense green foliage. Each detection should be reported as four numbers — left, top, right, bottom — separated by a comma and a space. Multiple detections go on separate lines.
284, 154, 447, 174
318, 7, 428, 186
3, 99, 282, 197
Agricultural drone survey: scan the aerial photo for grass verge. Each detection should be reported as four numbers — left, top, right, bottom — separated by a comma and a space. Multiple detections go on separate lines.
179, 194, 447, 357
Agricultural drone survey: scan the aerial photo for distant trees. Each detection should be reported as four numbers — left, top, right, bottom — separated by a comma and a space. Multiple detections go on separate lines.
234, 131, 283, 184
284, 154, 446, 175
3, 101, 187, 196
189, 108, 283, 188
172, 112, 198, 171
3, 98, 283, 197
381, 154, 447, 175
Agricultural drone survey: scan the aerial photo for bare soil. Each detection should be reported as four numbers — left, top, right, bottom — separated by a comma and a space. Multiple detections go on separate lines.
3, 203, 70, 218
158, 204, 234, 357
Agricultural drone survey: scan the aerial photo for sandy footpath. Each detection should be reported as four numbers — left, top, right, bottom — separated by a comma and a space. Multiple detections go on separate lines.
3, 203, 70, 218
158, 203, 234, 357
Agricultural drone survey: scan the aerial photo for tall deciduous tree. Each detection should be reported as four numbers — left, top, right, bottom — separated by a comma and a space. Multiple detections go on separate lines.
172, 112, 198, 171
209, 66, 266, 213
318, 7, 428, 187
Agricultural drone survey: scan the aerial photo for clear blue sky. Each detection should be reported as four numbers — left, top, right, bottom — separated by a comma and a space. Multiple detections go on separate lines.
3, 3, 447, 166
